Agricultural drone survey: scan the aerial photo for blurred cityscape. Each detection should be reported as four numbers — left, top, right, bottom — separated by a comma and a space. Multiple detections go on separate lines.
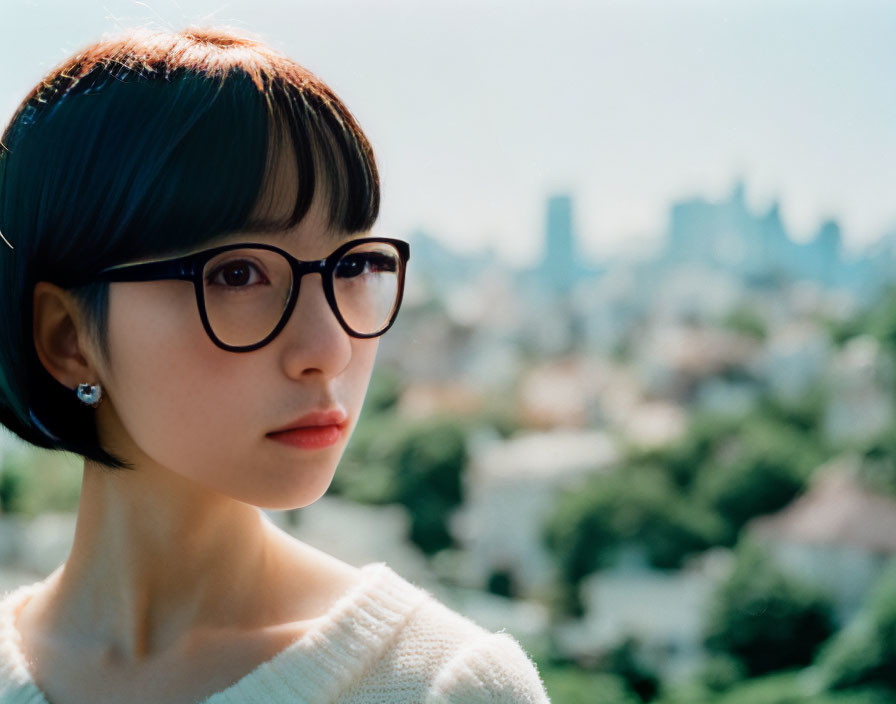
5, 180, 896, 702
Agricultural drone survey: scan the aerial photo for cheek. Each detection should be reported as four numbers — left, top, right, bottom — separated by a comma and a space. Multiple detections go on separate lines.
101, 283, 244, 468
340, 339, 379, 414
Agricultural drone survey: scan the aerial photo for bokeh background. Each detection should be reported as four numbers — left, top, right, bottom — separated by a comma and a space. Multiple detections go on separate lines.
3, 1, 896, 702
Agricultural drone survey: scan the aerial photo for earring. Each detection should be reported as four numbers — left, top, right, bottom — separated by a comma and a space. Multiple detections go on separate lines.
76, 382, 103, 408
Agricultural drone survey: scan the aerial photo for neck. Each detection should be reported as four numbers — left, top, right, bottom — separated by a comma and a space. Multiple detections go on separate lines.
32, 459, 277, 662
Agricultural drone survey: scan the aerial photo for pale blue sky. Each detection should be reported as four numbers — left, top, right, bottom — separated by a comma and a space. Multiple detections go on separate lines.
2, 0, 893, 265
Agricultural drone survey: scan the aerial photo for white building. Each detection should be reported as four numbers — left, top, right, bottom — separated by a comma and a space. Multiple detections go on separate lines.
749, 455, 896, 624
822, 335, 895, 445
453, 429, 618, 598
553, 550, 731, 681
632, 321, 759, 403
749, 320, 831, 403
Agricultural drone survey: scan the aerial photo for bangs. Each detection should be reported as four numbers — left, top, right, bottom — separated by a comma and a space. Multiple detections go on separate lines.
1, 62, 379, 285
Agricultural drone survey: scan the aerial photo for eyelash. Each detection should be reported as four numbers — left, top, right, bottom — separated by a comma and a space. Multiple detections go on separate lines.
204, 250, 399, 288
335, 252, 397, 278
206, 260, 270, 288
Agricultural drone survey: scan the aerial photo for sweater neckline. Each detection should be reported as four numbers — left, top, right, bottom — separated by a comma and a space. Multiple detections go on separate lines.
0, 561, 426, 704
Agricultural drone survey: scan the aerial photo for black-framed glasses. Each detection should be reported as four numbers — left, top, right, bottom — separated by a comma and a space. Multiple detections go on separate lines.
82, 237, 410, 352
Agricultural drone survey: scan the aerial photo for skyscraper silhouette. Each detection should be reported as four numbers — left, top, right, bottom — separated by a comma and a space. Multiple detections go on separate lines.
542, 194, 577, 294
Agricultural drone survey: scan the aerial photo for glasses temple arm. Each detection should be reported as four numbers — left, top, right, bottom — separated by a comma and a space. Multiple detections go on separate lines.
96, 258, 198, 283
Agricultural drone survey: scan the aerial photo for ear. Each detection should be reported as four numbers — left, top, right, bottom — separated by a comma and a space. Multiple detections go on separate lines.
32, 281, 101, 390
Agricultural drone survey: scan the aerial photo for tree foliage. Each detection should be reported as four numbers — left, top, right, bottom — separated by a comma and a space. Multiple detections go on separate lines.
539, 668, 641, 704
817, 564, 896, 691
693, 418, 816, 544
0, 448, 82, 516
829, 285, 896, 351
544, 467, 722, 594
334, 412, 468, 555
703, 542, 836, 677
602, 636, 661, 702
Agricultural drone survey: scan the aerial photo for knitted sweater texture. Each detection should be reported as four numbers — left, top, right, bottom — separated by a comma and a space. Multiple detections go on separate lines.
0, 562, 550, 703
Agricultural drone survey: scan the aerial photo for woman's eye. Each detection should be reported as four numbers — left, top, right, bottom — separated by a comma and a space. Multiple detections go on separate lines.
206, 260, 268, 288
336, 252, 397, 279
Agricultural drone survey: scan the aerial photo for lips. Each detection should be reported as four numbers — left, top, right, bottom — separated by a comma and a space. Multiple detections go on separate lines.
266, 408, 349, 451
267, 408, 348, 435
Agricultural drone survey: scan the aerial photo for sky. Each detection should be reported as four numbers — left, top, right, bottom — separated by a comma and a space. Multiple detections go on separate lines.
2, 0, 894, 266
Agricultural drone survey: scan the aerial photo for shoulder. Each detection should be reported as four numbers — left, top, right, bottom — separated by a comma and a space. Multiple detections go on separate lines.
0, 581, 45, 696
354, 565, 550, 703
424, 627, 551, 703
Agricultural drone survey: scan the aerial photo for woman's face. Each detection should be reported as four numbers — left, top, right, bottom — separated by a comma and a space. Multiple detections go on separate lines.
91, 199, 380, 510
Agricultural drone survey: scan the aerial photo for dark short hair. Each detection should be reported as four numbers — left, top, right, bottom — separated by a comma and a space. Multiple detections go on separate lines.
0, 27, 380, 469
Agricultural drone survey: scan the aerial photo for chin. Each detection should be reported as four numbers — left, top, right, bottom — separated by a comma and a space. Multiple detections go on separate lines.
259, 494, 326, 512
250, 473, 335, 511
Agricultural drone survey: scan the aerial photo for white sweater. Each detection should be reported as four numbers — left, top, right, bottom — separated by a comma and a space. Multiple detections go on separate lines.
0, 562, 551, 703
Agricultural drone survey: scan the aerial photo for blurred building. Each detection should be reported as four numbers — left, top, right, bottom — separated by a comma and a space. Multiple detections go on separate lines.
268, 497, 434, 586
541, 195, 578, 295
822, 335, 895, 445
656, 181, 878, 301
553, 551, 730, 681
632, 321, 760, 404
750, 455, 896, 623
0, 512, 76, 579
749, 319, 831, 402
452, 429, 618, 598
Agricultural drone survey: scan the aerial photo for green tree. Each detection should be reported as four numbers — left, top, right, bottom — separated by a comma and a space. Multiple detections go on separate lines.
693, 418, 818, 544
332, 412, 405, 504
852, 426, 896, 496
540, 668, 640, 704
0, 460, 26, 513
817, 564, 896, 691
0, 448, 82, 516
720, 305, 767, 340
543, 474, 622, 587
627, 411, 743, 491
602, 636, 661, 702
544, 468, 722, 615
755, 387, 827, 440
664, 670, 893, 704
334, 414, 468, 556
703, 542, 836, 677
362, 366, 405, 415
830, 285, 896, 351
391, 418, 466, 554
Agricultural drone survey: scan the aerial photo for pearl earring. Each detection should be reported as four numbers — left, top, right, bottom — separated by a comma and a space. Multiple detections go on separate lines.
76, 383, 103, 408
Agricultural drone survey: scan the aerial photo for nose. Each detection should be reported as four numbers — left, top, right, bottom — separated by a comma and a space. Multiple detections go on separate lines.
277, 272, 352, 379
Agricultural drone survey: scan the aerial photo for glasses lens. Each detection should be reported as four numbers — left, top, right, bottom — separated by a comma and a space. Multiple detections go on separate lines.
332, 241, 402, 335
202, 248, 293, 347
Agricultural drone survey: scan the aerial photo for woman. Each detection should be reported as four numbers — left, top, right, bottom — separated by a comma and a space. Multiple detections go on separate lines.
0, 27, 549, 703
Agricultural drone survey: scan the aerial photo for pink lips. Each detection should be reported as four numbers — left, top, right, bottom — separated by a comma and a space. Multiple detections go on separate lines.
266, 409, 348, 450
